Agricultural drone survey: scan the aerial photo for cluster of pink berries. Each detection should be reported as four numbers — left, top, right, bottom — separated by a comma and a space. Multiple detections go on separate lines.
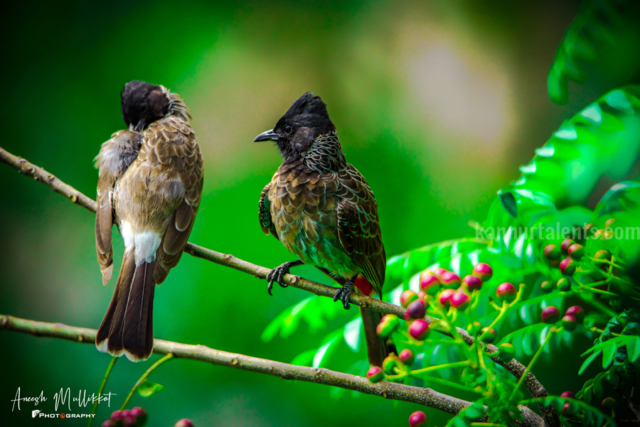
540, 305, 584, 330
543, 238, 584, 276
419, 263, 493, 310
102, 408, 147, 427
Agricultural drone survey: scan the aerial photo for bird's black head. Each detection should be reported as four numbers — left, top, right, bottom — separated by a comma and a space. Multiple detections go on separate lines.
254, 92, 336, 160
121, 81, 169, 131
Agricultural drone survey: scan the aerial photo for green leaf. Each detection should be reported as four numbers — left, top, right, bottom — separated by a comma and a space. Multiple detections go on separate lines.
579, 350, 601, 375
548, 0, 628, 104
627, 337, 640, 362
499, 191, 518, 218
137, 380, 165, 398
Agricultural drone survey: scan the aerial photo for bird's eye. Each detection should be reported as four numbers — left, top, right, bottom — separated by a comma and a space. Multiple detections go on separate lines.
284, 125, 293, 134
140, 102, 148, 112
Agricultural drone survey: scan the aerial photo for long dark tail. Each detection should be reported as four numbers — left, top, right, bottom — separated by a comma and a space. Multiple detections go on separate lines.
96, 250, 156, 362
361, 306, 396, 367
316, 267, 396, 367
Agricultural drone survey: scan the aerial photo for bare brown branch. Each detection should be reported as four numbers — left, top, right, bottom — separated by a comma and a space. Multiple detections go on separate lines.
0, 314, 544, 426
0, 146, 556, 426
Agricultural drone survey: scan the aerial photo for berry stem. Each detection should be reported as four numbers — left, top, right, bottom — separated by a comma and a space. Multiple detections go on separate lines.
409, 360, 471, 377
509, 327, 556, 401
87, 357, 118, 427
120, 353, 174, 410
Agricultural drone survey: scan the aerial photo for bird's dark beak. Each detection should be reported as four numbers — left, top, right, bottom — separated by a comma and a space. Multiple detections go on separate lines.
253, 129, 280, 142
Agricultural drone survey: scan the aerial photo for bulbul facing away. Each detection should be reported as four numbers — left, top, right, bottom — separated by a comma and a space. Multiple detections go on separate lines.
94, 81, 203, 361
254, 92, 393, 366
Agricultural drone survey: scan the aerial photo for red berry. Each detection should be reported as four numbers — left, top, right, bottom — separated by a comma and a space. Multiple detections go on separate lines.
450, 291, 470, 308
399, 349, 415, 365
111, 411, 126, 422
409, 411, 427, 427
557, 278, 571, 292
498, 343, 515, 361
496, 282, 516, 299
594, 249, 611, 261
434, 268, 448, 278
480, 327, 497, 343
420, 272, 440, 292
400, 290, 419, 308
565, 306, 584, 322
562, 402, 577, 416
560, 391, 575, 399
438, 289, 456, 306
541, 306, 560, 324
440, 271, 461, 288
472, 263, 493, 281
123, 415, 137, 427
407, 299, 426, 319
562, 315, 577, 331
560, 258, 576, 275
377, 315, 400, 338
544, 244, 561, 260
561, 238, 575, 254
175, 419, 195, 427
540, 280, 553, 293
130, 407, 148, 425
463, 275, 482, 291
409, 319, 430, 340
567, 244, 584, 260
366, 366, 384, 383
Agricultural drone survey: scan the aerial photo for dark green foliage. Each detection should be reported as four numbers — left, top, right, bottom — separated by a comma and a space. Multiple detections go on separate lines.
548, 0, 627, 104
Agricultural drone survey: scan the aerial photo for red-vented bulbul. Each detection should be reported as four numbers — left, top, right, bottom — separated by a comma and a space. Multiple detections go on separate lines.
94, 81, 203, 361
254, 92, 394, 366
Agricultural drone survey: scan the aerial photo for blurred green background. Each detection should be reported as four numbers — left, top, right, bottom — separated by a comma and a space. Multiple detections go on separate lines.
1, 0, 638, 425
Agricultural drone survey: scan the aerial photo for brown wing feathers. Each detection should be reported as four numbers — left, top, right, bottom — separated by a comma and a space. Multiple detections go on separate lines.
336, 166, 386, 293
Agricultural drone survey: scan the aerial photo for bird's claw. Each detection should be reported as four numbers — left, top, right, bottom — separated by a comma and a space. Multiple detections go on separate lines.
333, 281, 354, 310
266, 263, 293, 295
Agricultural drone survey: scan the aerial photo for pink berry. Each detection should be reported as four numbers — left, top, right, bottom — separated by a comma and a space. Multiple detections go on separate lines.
409, 319, 430, 340
111, 411, 126, 422
409, 411, 427, 427
462, 275, 482, 291
565, 306, 584, 322
567, 244, 584, 260
440, 271, 461, 288
434, 268, 448, 278
123, 415, 137, 427
472, 263, 493, 281
400, 290, 419, 308
407, 299, 426, 319
366, 366, 384, 383
562, 315, 578, 331
496, 282, 516, 298
102, 422, 116, 427
541, 306, 560, 324
561, 238, 575, 254
399, 349, 415, 365
561, 391, 575, 399
543, 244, 561, 260
175, 420, 195, 427
560, 258, 576, 275
450, 291, 470, 308
420, 272, 440, 291
438, 289, 456, 306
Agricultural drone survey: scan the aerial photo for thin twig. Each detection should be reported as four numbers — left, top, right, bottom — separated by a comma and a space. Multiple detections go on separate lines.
87, 357, 118, 427
0, 147, 556, 426
120, 353, 174, 410
0, 314, 544, 426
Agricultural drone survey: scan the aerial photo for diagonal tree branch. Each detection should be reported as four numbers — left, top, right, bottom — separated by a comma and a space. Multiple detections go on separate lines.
0, 314, 544, 427
0, 147, 557, 426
